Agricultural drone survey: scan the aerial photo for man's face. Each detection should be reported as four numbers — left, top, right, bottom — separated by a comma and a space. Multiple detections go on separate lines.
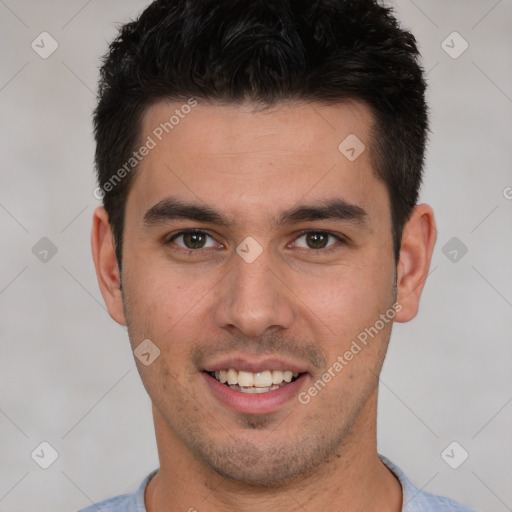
119, 99, 398, 485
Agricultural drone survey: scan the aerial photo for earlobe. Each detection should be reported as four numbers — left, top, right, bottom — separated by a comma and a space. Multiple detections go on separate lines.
394, 203, 437, 323
91, 206, 127, 325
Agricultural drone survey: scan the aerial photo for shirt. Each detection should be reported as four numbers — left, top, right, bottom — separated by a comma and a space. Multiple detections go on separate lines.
77, 455, 477, 511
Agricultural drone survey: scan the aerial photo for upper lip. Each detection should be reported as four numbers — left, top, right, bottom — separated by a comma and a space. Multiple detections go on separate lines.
203, 355, 310, 374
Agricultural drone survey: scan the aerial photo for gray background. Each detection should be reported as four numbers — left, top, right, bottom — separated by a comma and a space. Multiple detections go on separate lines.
0, 1, 511, 511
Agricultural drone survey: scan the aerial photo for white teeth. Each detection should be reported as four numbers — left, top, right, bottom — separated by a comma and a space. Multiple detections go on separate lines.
272, 370, 284, 384
237, 384, 281, 394
211, 368, 301, 388
227, 369, 237, 385
237, 370, 254, 387
283, 371, 293, 383
253, 370, 273, 387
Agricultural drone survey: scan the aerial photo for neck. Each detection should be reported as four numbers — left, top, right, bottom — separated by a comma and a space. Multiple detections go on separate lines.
145, 392, 402, 512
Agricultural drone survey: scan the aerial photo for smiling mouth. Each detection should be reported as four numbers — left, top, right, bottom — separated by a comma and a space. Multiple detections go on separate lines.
207, 369, 302, 394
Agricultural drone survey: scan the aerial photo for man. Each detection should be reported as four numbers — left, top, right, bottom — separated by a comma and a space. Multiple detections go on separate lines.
83, 0, 477, 510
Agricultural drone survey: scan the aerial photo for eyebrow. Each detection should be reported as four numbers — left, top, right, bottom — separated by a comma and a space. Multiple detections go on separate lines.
143, 196, 370, 230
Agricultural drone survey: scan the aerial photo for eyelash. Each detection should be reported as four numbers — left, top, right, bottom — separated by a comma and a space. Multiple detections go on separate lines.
165, 229, 347, 256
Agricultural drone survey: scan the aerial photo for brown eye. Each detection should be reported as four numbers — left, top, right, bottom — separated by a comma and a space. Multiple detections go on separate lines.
295, 231, 340, 250
182, 232, 207, 249
306, 232, 329, 249
169, 230, 217, 251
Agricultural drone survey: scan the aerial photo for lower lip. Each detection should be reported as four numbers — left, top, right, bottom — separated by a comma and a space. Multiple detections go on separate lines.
202, 372, 308, 414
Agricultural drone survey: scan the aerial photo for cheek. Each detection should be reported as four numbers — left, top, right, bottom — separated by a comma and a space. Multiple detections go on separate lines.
301, 260, 393, 335
124, 254, 199, 317
122, 262, 216, 366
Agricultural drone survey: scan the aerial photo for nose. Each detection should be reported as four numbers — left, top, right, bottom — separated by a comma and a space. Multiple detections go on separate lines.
212, 246, 295, 339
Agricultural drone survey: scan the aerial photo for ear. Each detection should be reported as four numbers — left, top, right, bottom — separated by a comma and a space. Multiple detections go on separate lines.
394, 203, 437, 323
91, 206, 127, 325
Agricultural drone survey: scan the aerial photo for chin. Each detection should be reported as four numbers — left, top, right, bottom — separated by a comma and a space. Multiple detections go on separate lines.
190, 432, 338, 487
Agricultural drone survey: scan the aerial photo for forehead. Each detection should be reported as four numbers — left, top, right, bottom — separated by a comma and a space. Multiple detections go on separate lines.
127, 99, 389, 228
141, 98, 373, 161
